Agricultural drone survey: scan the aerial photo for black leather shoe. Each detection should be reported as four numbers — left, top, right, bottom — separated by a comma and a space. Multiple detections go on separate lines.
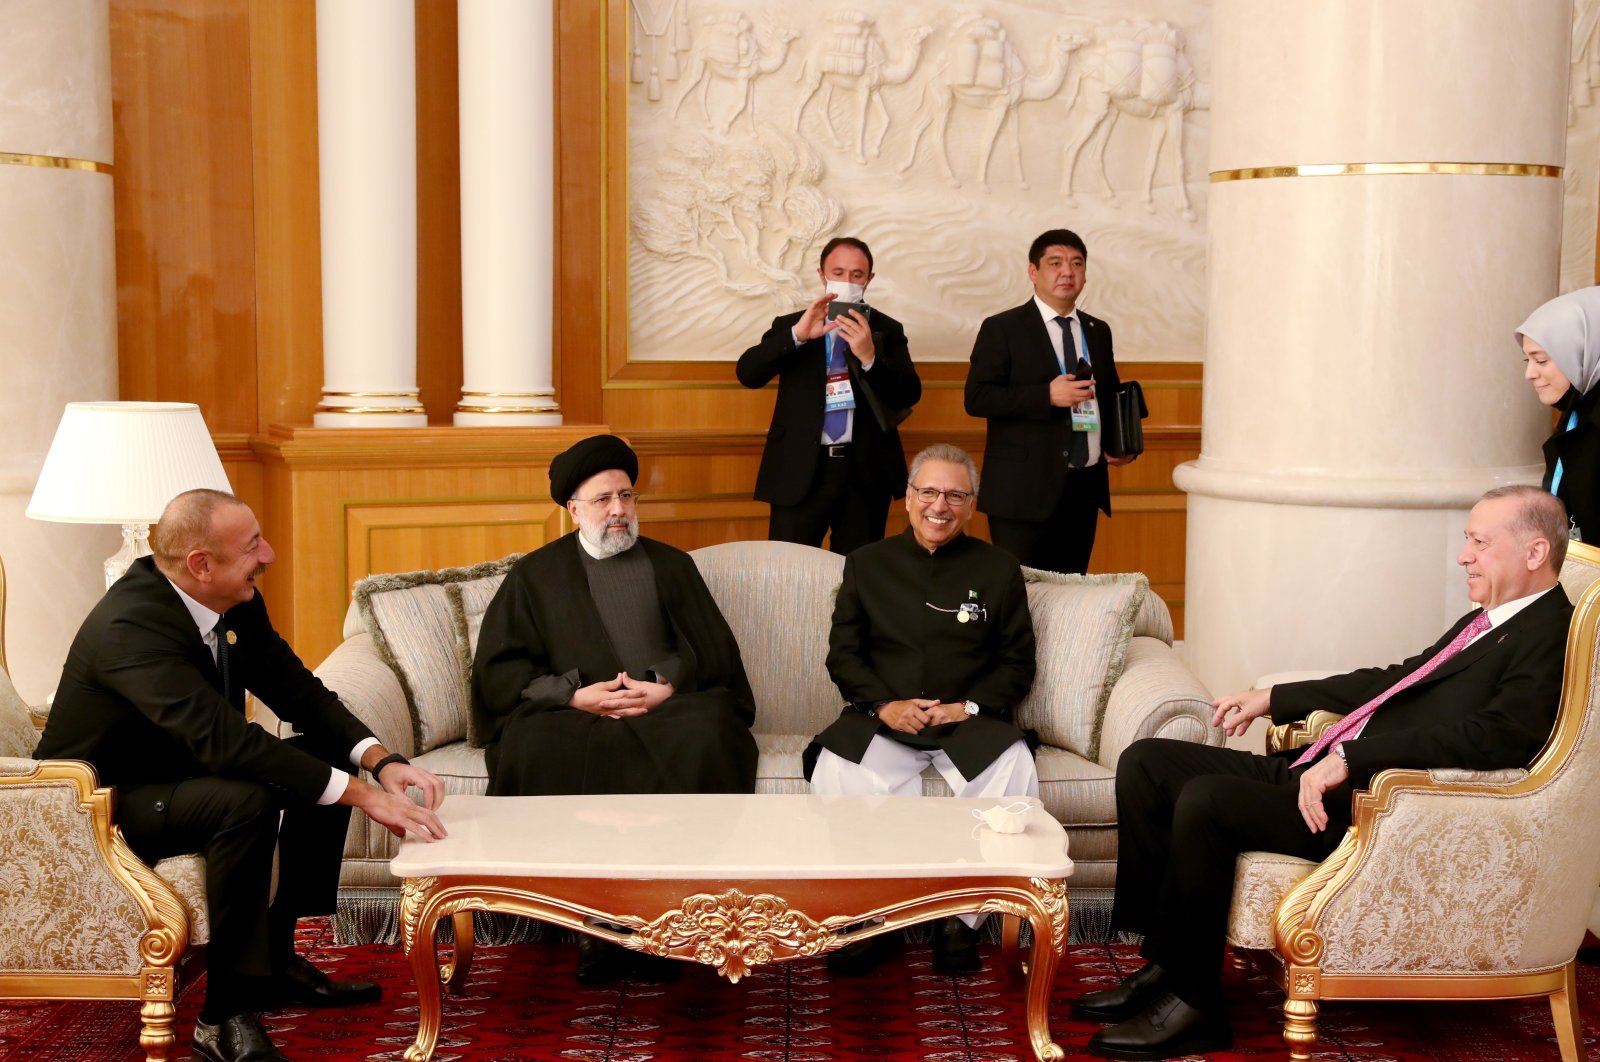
274, 953, 381, 1009
1087, 991, 1232, 1060
191, 1012, 289, 1062
576, 934, 626, 986
931, 917, 981, 975
825, 930, 903, 976
1071, 962, 1168, 1023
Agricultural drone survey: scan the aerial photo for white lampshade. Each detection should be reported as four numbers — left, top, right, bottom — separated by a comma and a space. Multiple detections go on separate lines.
27, 401, 233, 524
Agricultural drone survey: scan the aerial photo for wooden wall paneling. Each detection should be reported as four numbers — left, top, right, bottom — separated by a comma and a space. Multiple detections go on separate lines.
249, 0, 324, 429
416, 1, 463, 424
111, 0, 258, 432
253, 425, 600, 665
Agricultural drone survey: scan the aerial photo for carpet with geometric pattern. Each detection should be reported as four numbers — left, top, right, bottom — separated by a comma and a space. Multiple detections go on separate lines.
2, 917, 1593, 1060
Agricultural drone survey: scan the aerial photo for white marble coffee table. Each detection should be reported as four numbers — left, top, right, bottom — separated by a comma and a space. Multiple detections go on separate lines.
391, 793, 1074, 1061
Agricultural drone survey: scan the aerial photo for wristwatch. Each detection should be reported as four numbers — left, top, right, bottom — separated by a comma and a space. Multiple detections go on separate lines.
964, 700, 980, 717
1333, 742, 1347, 762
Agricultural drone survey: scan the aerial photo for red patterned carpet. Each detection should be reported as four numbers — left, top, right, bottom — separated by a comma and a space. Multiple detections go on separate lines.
2, 918, 1594, 1061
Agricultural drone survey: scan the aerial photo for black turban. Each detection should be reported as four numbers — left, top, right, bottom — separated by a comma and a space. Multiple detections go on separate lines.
549, 434, 638, 505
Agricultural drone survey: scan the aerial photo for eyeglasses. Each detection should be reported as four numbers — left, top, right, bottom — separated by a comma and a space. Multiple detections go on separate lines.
908, 485, 972, 507
571, 490, 642, 508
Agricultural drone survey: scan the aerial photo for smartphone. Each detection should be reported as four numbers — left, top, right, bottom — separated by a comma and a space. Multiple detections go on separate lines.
826, 300, 870, 322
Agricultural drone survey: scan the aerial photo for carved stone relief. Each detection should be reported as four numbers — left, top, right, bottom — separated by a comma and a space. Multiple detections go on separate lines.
628, 1, 1212, 363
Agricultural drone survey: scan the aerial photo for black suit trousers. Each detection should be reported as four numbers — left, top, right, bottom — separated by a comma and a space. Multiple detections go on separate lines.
1110, 738, 1346, 1007
118, 736, 355, 1008
987, 468, 1102, 574
768, 453, 889, 556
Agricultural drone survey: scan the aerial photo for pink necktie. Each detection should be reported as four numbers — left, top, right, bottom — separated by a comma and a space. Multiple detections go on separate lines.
1291, 610, 1492, 768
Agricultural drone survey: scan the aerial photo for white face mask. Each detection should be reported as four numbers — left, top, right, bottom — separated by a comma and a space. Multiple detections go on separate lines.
972, 801, 1033, 835
825, 279, 866, 304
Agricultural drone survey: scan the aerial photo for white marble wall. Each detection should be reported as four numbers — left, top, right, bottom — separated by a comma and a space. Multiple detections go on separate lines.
626, 0, 1213, 362
0, 0, 119, 703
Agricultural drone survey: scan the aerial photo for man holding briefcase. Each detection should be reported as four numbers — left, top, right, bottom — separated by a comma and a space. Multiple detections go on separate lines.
964, 228, 1143, 575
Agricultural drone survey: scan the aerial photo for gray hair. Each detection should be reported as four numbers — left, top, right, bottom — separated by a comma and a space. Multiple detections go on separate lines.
1480, 485, 1569, 571
152, 488, 243, 574
908, 443, 980, 497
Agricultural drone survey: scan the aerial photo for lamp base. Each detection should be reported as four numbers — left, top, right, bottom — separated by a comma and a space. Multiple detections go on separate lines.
105, 523, 152, 589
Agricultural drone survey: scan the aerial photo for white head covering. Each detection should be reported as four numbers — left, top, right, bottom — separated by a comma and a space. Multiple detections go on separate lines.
1515, 286, 1600, 397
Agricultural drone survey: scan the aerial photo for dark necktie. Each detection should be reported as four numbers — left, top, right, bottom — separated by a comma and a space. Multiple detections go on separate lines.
1057, 316, 1091, 468
213, 617, 231, 700
823, 332, 849, 443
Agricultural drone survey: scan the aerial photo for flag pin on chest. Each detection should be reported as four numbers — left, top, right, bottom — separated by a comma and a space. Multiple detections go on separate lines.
226, 631, 237, 645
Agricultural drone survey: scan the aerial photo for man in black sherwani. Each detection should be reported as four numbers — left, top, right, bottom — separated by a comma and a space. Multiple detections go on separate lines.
805, 443, 1038, 977
471, 434, 758, 984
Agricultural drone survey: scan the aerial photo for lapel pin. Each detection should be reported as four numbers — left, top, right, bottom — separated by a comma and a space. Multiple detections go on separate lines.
226, 630, 237, 645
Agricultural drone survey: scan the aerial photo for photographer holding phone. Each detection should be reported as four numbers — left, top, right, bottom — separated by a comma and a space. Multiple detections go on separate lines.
737, 236, 923, 555
964, 228, 1137, 575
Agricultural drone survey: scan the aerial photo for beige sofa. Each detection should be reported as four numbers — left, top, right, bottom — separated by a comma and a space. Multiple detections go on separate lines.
265, 539, 1218, 942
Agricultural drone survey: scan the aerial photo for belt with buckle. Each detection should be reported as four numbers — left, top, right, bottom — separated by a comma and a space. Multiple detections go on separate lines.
824, 443, 851, 457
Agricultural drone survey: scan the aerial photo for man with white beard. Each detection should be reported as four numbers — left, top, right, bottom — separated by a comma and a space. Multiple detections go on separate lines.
471, 435, 759, 982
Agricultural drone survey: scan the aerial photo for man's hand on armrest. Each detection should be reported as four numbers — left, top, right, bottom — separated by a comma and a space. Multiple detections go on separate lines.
1211, 686, 1271, 737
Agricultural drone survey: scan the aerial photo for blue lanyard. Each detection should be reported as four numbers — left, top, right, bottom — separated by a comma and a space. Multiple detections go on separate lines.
1552, 408, 1579, 494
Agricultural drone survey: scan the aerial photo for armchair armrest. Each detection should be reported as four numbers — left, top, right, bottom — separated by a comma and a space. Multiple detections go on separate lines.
1096, 637, 1219, 768
1266, 709, 1347, 754
0, 758, 191, 975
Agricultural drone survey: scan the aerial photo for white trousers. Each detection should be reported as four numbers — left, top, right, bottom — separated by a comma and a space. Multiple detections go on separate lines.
812, 735, 1040, 928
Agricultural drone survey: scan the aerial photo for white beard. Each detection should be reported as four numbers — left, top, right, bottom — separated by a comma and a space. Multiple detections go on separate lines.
580, 514, 639, 558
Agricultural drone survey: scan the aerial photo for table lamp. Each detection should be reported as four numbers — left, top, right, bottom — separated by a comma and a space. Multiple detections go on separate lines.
27, 401, 234, 588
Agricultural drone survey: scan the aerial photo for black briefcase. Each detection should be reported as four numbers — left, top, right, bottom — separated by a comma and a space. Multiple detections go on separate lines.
1105, 380, 1148, 458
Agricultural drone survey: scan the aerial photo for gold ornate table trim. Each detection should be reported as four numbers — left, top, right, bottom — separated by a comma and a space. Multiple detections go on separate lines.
397, 872, 1071, 1062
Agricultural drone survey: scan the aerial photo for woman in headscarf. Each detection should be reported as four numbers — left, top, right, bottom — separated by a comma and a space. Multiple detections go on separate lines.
1517, 286, 1600, 542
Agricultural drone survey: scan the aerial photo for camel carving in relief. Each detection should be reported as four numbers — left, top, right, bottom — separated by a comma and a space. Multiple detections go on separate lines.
791, 13, 933, 162
672, 13, 800, 134
898, 14, 1089, 192
1059, 20, 1210, 221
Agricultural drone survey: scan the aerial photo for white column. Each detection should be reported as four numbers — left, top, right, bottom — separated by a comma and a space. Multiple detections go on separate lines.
1175, 0, 1571, 695
0, 0, 120, 702
314, 0, 426, 428
454, 0, 562, 426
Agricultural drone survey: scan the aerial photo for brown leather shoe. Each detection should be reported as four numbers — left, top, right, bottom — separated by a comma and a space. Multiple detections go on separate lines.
191, 1012, 289, 1062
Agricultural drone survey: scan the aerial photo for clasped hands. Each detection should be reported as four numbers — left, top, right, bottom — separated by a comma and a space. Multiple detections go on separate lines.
795, 292, 875, 365
876, 698, 970, 734
571, 671, 674, 717
1210, 686, 1349, 833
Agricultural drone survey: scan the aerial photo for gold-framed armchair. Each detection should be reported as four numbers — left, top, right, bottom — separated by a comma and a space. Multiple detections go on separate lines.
0, 556, 209, 1061
1227, 543, 1600, 1061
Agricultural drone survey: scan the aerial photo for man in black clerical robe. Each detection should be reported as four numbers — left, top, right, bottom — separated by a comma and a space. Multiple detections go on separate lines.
472, 435, 757, 797
805, 443, 1038, 977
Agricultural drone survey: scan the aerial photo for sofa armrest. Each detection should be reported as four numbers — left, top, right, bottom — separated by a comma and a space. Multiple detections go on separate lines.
309, 633, 417, 759
1096, 636, 1220, 768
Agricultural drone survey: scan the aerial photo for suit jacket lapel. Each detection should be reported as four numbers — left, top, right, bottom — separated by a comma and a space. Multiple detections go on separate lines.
1017, 302, 1061, 378
1403, 588, 1564, 689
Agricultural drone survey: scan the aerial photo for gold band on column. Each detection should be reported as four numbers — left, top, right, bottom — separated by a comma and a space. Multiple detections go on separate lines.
1210, 161, 1561, 183
313, 404, 427, 415
456, 404, 562, 414
0, 151, 114, 175
460, 390, 557, 399
319, 390, 421, 398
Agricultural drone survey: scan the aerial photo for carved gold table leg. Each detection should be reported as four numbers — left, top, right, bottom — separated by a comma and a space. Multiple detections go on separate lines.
401, 877, 444, 1062
1021, 878, 1070, 1062
443, 910, 475, 995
